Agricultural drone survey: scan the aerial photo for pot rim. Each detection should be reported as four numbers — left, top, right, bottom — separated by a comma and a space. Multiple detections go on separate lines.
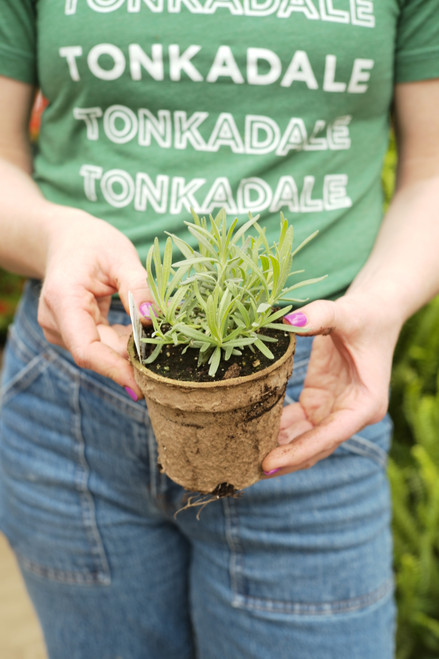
128, 332, 296, 390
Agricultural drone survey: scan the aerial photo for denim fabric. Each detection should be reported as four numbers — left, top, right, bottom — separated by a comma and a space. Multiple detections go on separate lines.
0, 280, 396, 659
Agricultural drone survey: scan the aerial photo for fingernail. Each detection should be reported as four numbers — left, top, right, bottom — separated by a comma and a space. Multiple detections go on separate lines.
140, 302, 155, 318
284, 312, 307, 328
124, 386, 138, 402
264, 468, 281, 476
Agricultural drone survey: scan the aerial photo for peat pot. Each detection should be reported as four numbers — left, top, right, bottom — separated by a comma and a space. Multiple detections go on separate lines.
128, 333, 296, 494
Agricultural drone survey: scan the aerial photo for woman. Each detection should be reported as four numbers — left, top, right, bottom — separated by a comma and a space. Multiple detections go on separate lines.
0, 1, 438, 657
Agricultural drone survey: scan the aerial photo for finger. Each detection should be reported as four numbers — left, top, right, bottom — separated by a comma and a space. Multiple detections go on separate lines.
114, 259, 154, 324
262, 407, 369, 475
283, 300, 338, 336
278, 403, 313, 444
97, 295, 112, 323
97, 323, 132, 358
278, 419, 313, 445
41, 326, 67, 349
40, 315, 143, 399
60, 305, 143, 397
279, 402, 308, 428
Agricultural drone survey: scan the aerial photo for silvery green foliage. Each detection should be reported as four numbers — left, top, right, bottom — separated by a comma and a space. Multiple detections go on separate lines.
142, 209, 323, 377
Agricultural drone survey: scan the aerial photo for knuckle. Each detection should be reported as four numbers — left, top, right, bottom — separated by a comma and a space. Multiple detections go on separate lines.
37, 308, 49, 331
367, 397, 388, 425
40, 281, 59, 307
370, 406, 387, 425
71, 347, 92, 370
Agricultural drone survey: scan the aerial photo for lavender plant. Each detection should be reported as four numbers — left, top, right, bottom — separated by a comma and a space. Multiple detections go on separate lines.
142, 208, 324, 377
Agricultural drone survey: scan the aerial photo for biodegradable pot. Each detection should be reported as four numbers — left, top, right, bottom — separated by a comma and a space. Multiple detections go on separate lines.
128, 333, 296, 494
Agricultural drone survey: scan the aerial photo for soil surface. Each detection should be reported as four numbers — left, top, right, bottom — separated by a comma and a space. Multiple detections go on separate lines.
140, 326, 291, 382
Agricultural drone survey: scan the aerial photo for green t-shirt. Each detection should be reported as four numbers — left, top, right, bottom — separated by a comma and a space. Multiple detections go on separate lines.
1, 0, 439, 302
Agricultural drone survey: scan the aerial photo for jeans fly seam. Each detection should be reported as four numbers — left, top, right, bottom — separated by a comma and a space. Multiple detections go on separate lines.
223, 498, 244, 606
73, 374, 111, 584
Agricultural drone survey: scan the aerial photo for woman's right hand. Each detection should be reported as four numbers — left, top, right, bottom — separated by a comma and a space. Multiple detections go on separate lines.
0, 78, 150, 399
38, 208, 153, 399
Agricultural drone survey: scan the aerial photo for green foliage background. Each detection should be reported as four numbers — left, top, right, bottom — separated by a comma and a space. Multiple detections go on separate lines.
384, 133, 439, 659
0, 135, 438, 657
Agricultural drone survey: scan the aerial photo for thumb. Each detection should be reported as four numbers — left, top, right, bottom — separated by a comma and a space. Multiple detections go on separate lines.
283, 300, 338, 336
114, 260, 155, 323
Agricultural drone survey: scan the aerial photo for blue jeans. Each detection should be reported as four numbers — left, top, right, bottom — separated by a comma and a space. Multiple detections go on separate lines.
0, 280, 396, 659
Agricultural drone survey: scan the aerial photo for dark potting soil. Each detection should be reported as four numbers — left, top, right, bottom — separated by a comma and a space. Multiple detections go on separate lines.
139, 326, 291, 383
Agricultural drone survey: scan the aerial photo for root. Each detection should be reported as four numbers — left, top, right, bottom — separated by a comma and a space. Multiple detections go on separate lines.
175, 482, 242, 520
175, 494, 218, 519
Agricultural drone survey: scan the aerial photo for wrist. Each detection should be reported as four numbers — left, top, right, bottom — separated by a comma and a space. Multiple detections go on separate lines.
347, 271, 417, 331
42, 205, 106, 270
30, 202, 81, 278
340, 283, 406, 353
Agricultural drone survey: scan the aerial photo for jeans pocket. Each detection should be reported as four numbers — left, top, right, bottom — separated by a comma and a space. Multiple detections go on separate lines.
0, 326, 49, 405
0, 327, 111, 586
224, 414, 394, 616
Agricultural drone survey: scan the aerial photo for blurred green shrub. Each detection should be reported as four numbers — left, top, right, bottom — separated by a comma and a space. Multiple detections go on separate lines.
389, 301, 439, 659
384, 129, 439, 658
0, 269, 23, 344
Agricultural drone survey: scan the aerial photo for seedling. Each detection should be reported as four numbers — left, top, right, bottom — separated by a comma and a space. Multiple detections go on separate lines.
142, 209, 324, 377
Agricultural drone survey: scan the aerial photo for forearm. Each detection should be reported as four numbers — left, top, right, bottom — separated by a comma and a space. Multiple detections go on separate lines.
348, 175, 439, 328
0, 156, 63, 278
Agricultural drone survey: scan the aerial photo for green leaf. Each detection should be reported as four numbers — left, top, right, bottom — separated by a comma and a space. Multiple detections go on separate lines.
165, 265, 190, 303
143, 343, 164, 363
159, 236, 173, 300
206, 290, 222, 342
253, 338, 274, 359
218, 289, 234, 337
268, 254, 280, 295
208, 346, 222, 377
266, 306, 292, 323
146, 243, 162, 308
234, 299, 251, 327
266, 322, 309, 333
172, 256, 215, 268
222, 217, 238, 255
259, 254, 270, 273
191, 279, 208, 312
173, 324, 215, 344
223, 336, 256, 348
232, 212, 261, 244
186, 222, 219, 258
291, 229, 319, 258
166, 287, 187, 320
165, 233, 195, 261
234, 244, 270, 298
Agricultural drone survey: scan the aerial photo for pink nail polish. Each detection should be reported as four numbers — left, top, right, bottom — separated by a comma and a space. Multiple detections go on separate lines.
124, 386, 138, 402
284, 312, 307, 328
264, 468, 281, 476
140, 302, 155, 318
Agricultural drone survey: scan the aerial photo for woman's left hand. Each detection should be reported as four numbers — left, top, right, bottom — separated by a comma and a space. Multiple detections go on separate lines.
261, 295, 402, 476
